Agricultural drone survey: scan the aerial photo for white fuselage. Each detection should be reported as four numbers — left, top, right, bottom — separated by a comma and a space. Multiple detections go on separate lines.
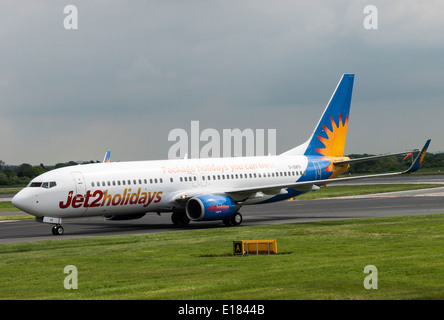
12, 155, 316, 219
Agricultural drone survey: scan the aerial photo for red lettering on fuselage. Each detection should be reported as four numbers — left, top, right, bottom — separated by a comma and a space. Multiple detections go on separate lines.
58, 188, 163, 210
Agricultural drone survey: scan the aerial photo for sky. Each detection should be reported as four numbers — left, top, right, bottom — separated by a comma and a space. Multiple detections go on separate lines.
1, 0, 443, 165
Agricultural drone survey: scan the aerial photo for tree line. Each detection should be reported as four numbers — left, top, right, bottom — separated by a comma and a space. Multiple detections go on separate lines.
0, 160, 99, 187
346, 152, 444, 174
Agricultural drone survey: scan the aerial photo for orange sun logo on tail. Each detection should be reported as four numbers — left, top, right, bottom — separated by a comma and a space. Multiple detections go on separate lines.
315, 113, 349, 174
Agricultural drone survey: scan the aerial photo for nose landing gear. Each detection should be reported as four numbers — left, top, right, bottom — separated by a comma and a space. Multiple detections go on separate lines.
51, 224, 64, 235
36, 217, 65, 236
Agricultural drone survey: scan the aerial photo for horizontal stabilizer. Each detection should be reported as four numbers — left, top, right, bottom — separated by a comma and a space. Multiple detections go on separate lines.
333, 150, 419, 166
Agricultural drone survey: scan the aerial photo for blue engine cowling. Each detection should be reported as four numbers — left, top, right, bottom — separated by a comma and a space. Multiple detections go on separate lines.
186, 195, 237, 221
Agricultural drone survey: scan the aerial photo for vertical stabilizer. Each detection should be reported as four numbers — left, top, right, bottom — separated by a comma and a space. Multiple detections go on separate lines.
282, 74, 354, 157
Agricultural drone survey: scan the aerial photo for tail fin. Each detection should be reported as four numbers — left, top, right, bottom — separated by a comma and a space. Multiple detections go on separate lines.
282, 74, 354, 157
103, 150, 111, 163
404, 139, 431, 173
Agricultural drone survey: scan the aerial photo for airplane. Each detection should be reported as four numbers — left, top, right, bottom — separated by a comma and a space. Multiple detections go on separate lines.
12, 74, 431, 235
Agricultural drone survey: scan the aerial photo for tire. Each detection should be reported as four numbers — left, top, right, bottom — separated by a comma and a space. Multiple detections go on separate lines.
52, 225, 64, 235
171, 212, 190, 225
230, 212, 242, 226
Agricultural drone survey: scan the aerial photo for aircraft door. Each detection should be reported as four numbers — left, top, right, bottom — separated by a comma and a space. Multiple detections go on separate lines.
72, 171, 86, 195
71, 171, 88, 215
191, 173, 199, 188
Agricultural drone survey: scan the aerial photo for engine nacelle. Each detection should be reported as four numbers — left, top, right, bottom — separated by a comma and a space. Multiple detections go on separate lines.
104, 213, 146, 221
186, 195, 237, 221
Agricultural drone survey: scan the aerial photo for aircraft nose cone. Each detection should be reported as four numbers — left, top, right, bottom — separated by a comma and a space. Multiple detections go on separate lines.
12, 190, 36, 215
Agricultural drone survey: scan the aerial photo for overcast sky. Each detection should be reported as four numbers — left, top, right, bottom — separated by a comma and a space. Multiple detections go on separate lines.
1, 0, 443, 165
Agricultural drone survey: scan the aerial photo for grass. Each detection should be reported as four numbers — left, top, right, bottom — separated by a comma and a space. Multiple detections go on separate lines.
0, 202, 21, 213
0, 214, 443, 300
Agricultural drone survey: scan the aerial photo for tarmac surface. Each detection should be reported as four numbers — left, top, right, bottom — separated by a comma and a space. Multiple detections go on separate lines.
1, 175, 443, 244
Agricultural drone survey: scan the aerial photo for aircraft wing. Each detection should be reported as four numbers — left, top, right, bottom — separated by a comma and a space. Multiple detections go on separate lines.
224, 139, 431, 199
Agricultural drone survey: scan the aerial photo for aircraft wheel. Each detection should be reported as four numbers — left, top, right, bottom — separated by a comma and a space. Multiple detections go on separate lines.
180, 214, 190, 225
171, 212, 180, 225
52, 224, 64, 236
230, 212, 242, 226
171, 212, 190, 225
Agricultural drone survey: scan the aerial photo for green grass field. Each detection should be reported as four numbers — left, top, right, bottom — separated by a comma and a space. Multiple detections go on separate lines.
1, 214, 443, 300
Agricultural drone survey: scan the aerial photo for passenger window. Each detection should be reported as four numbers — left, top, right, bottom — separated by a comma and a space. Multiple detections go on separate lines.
92, 182, 95, 187
170, 178, 173, 183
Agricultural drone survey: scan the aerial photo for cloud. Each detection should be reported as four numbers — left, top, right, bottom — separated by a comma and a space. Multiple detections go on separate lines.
1, 1, 443, 164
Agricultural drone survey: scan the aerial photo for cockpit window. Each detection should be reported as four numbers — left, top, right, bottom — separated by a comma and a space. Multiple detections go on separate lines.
28, 181, 57, 188
29, 182, 43, 188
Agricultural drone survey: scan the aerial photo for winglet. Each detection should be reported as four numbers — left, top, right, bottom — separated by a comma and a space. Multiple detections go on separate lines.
404, 139, 431, 173
103, 150, 111, 163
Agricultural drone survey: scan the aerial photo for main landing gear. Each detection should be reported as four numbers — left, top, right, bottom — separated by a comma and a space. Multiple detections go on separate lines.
171, 211, 243, 226
223, 212, 243, 226
171, 211, 190, 226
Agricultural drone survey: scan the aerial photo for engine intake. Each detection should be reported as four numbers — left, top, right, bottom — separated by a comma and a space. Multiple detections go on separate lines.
186, 195, 237, 221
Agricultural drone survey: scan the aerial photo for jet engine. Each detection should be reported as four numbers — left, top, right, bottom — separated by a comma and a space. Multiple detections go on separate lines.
186, 195, 237, 221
